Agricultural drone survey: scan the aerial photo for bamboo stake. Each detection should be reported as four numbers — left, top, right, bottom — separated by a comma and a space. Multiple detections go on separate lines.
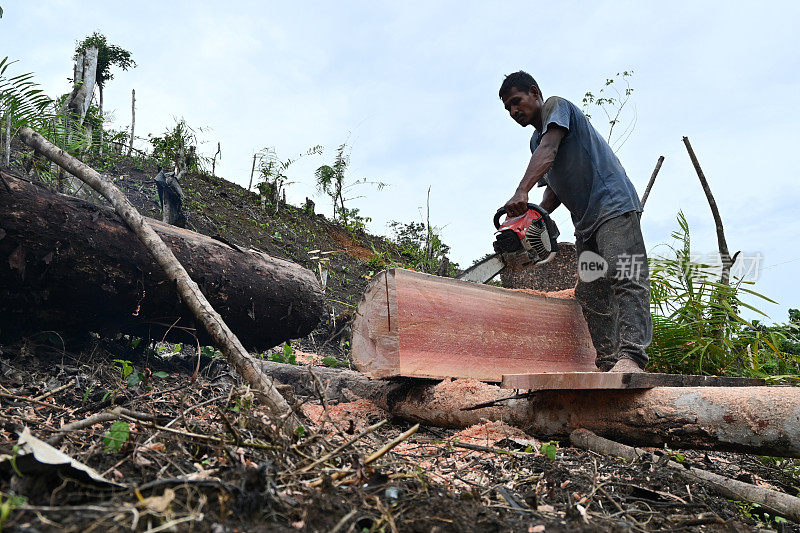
18, 127, 300, 437
640, 155, 664, 208
128, 89, 135, 157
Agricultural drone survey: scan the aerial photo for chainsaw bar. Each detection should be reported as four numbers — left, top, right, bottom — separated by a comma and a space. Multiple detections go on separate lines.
456, 254, 505, 283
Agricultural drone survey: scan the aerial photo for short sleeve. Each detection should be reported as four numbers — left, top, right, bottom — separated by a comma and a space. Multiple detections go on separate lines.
541, 96, 570, 136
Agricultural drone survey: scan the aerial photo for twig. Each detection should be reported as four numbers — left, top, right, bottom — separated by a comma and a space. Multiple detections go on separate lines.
48, 407, 159, 445
0, 391, 68, 410
215, 405, 242, 446
571, 428, 800, 523
330, 509, 358, 533
364, 424, 419, 466
298, 419, 387, 473
640, 155, 664, 208
33, 379, 76, 401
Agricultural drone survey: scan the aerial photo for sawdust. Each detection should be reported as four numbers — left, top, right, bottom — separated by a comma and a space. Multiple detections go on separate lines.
513, 287, 575, 299
301, 398, 384, 433
450, 419, 530, 446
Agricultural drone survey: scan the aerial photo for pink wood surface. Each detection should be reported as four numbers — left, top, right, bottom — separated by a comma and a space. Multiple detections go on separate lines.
352, 268, 596, 381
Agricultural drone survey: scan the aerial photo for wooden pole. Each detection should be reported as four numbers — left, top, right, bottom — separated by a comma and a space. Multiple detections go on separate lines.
682, 136, 734, 285
248, 153, 257, 191
18, 128, 301, 437
640, 155, 664, 208
127, 89, 135, 157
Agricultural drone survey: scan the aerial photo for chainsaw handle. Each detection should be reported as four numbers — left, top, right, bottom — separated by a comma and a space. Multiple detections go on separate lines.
493, 203, 548, 229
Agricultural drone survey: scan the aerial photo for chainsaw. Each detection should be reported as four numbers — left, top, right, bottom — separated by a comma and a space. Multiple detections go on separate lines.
457, 203, 559, 284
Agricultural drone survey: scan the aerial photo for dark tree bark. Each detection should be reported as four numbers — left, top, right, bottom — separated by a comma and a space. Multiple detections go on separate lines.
0, 171, 324, 350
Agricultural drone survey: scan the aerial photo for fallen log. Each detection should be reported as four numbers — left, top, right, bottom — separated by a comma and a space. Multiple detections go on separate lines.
351, 268, 596, 380
571, 428, 800, 524
0, 171, 324, 350
259, 361, 800, 458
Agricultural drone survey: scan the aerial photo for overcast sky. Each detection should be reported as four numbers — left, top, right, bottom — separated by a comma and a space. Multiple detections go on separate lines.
3, 0, 799, 322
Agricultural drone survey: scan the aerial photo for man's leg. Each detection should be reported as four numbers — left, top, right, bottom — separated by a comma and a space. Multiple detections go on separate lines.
574, 237, 619, 371
594, 212, 652, 370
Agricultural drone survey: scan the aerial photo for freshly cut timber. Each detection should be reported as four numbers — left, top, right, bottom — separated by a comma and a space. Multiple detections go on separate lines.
258, 360, 800, 458
501, 372, 764, 390
0, 172, 324, 349
351, 268, 596, 381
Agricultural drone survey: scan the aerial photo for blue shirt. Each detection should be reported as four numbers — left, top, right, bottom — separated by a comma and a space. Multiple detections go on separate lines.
531, 96, 642, 241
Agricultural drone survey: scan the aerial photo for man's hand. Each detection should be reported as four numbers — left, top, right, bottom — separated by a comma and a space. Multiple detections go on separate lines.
505, 189, 529, 217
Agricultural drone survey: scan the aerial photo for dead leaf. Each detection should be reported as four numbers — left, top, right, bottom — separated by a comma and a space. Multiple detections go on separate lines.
138, 488, 175, 513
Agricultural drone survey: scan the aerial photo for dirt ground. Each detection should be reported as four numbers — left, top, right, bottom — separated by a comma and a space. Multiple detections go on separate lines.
3, 152, 800, 531
2, 340, 800, 532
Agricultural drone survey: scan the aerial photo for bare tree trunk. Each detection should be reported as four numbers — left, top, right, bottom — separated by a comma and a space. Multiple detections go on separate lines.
640, 155, 664, 208
64, 46, 98, 126
18, 127, 301, 437
98, 85, 104, 156
682, 136, 735, 285
127, 89, 135, 157
3, 107, 9, 167
212, 142, 220, 176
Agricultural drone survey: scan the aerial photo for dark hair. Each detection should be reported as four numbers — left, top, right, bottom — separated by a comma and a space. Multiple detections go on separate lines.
498, 71, 541, 99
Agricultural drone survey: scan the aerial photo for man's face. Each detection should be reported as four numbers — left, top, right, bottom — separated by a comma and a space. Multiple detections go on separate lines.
502, 86, 542, 128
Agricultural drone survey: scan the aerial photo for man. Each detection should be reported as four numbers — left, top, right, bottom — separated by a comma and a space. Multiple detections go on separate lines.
499, 71, 651, 373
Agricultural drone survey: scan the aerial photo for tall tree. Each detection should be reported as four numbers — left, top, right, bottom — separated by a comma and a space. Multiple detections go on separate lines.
75, 32, 136, 120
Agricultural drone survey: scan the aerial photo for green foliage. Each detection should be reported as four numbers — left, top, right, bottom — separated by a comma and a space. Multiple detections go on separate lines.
103, 420, 130, 453
268, 342, 297, 365
0, 493, 27, 530
0, 57, 88, 154
388, 219, 458, 276
541, 441, 558, 460
255, 144, 322, 209
315, 143, 386, 230
582, 70, 636, 151
149, 119, 206, 172
75, 32, 136, 90
321, 355, 340, 368
648, 212, 799, 378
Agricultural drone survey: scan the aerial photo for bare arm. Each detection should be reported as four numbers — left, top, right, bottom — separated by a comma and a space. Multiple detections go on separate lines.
504, 126, 567, 216
540, 185, 561, 214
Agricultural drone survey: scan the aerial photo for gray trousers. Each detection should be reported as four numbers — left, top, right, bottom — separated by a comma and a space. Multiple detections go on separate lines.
574, 211, 652, 370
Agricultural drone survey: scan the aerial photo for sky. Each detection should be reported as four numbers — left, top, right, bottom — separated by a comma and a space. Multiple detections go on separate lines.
2, 0, 799, 323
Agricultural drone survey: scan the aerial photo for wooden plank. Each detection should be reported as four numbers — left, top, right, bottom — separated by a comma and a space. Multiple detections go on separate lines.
351, 268, 597, 381
501, 372, 765, 390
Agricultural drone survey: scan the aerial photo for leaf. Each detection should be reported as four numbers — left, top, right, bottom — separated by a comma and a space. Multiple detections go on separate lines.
127, 372, 143, 387
541, 441, 558, 460
153, 371, 169, 378
103, 421, 130, 453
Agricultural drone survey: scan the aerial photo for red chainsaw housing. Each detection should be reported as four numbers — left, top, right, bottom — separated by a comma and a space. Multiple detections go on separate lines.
497, 209, 542, 241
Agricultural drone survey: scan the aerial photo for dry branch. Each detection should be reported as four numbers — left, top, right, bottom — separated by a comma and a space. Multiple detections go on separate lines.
17, 127, 299, 435
571, 428, 800, 524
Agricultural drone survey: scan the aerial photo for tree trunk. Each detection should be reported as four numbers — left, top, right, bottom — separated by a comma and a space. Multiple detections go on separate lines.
98, 84, 104, 156
1, 170, 323, 349
128, 89, 135, 157
14, 129, 306, 432
64, 46, 98, 125
258, 360, 800, 458
3, 107, 9, 167
351, 268, 595, 380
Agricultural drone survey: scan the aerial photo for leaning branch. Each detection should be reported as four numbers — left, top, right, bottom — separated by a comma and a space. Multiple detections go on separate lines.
682, 136, 735, 285
18, 127, 300, 436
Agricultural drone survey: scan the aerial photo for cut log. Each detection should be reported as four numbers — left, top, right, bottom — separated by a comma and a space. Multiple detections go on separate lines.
501, 371, 764, 390
0, 172, 324, 349
351, 268, 596, 381
259, 361, 800, 458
